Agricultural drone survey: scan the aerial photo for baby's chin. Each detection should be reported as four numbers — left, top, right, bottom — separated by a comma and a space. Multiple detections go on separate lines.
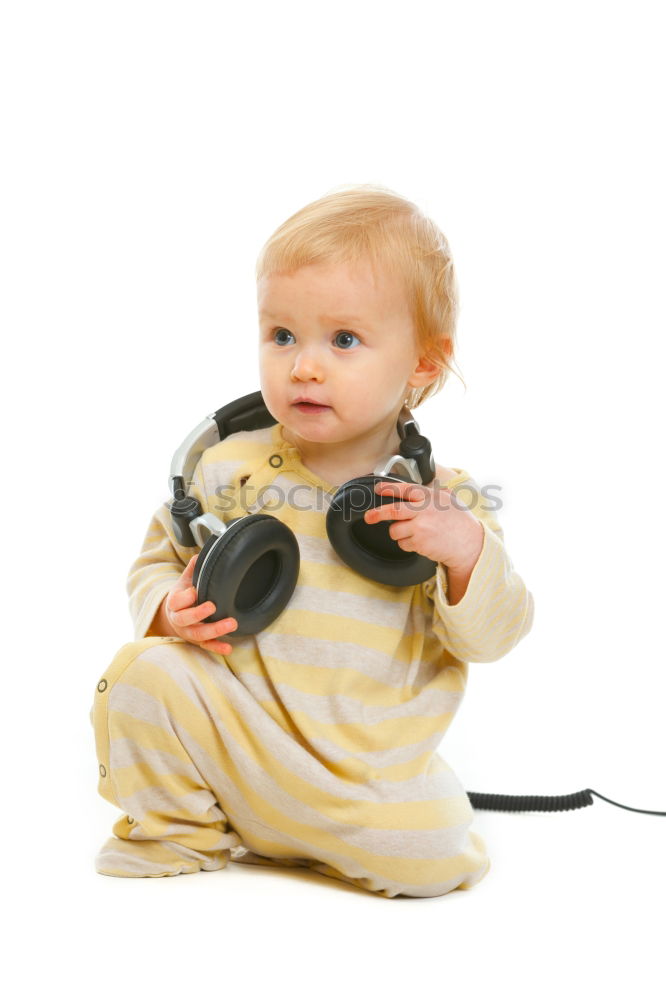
282, 418, 354, 447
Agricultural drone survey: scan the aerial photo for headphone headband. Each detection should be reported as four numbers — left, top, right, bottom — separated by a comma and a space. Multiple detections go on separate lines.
169, 390, 434, 498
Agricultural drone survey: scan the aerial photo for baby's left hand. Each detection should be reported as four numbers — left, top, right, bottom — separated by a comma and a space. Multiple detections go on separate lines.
364, 480, 485, 573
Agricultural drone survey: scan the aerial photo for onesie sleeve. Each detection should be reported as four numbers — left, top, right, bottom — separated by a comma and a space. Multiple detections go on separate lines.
422, 474, 535, 663
127, 456, 208, 640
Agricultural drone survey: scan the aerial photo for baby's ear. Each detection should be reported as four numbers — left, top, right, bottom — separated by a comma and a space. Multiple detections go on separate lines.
408, 354, 441, 386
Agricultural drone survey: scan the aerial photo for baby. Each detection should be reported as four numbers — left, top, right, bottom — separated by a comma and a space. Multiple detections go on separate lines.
91, 184, 534, 898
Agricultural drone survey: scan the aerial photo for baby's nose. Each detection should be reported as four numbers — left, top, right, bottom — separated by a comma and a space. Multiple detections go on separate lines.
292, 351, 324, 379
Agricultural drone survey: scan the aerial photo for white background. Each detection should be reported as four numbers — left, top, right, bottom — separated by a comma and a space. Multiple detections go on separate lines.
2, 1, 664, 997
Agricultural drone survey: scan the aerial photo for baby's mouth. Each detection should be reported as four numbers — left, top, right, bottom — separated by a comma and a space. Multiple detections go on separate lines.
293, 402, 331, 412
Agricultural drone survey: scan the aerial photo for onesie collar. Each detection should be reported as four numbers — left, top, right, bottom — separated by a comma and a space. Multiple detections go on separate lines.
268, 422, 338, 493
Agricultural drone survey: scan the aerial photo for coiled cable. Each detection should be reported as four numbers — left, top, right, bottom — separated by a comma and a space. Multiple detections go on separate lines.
467, 788, 666, 815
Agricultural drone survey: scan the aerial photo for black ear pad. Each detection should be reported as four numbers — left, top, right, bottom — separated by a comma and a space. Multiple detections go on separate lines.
326, 475, 438, 587
192, 514, 300, 637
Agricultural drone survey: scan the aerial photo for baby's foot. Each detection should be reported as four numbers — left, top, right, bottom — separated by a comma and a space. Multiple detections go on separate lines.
95, 836, 229, 878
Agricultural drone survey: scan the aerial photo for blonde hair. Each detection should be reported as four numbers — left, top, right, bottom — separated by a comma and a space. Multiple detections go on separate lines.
255, 183, 464, 409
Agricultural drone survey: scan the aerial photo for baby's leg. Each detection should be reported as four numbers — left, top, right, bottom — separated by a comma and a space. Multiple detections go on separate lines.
91, 636, 491, 895
91, 637, 243, 877
232, 831, 490, 899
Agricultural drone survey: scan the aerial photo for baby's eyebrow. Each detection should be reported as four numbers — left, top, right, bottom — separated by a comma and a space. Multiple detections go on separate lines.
320, 314, 370, 326
259, 309, 372, 327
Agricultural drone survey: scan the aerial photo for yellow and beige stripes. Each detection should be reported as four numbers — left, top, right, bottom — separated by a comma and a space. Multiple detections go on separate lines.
91, 423, 533, 896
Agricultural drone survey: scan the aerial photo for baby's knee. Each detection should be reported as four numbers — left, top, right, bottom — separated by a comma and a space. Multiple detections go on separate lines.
369, 868, 487, 900
386, 852, 491, 899
92, 638, 198, 805
92, 638, 191, 743
95, 637, 189, 701
307, 853, 487, 901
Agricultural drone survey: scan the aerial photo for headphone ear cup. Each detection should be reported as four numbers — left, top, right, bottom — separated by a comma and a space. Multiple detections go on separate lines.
326, 475, 437, 586
193, 514, 300, 636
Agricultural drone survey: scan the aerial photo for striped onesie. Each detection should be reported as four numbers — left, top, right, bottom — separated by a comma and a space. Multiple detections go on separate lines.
91, 421, 534, 897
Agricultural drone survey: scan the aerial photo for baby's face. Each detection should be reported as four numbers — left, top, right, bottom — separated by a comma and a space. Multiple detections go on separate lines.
257, 257, 429, 450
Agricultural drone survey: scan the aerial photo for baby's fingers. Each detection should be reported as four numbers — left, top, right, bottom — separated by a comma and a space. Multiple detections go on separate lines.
170, 599, 218, 628
185, 617, 238, 644
199, 638, 234, 655
168, 583, 201, 613
181, 554, 198, 584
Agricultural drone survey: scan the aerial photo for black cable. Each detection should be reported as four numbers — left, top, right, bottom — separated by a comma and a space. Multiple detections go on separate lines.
467, 788, 666, 815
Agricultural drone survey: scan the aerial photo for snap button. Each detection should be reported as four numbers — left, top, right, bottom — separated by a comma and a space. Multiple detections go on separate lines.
127, 816, 135, 825
99, 764, 107, 777
269, 454, 283, 468
97, 679, 107, 692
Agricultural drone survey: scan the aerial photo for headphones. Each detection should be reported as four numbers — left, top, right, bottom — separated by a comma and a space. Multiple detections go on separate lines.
163, 390, 666, 819
167, 390, 439, 637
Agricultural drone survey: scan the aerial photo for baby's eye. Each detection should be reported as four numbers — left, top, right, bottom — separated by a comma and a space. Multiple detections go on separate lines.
334, 331, 360, 349
273, 328, 294, 345
272, 328, 360, 349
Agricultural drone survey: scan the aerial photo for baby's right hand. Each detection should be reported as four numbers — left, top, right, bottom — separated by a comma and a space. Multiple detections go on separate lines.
161, 554, 238, 654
